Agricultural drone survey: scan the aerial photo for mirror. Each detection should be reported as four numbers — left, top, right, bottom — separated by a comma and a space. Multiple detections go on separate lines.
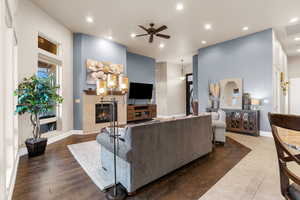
220, 78, 243, 109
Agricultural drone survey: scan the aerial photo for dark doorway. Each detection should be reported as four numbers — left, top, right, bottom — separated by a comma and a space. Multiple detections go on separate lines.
186, 73, 194, 115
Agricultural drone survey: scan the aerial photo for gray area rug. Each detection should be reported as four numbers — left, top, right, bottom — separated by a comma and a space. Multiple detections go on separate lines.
67, 140, 114, 191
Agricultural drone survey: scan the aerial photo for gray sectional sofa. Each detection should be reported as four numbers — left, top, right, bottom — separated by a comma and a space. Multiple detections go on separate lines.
96, 115, 213, 193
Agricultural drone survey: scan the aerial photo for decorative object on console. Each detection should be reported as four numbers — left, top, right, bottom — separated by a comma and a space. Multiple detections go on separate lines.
242, 93, 251, 110
224, 109, 259, 136
86, 59, 124, 85
251, 98, 261, 110
95, 65, 128, 200
220, 78, 243, 110
192, 100, 199, 115
208, 81, 220, 109
280, 72, 289, 96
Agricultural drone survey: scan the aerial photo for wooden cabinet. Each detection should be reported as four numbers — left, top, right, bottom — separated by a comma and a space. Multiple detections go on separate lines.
224, 109, 260, 136
127, 104, 157, 122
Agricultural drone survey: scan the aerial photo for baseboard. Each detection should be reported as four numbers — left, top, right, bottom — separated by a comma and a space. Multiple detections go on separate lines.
7, 153, 19, 200
157, 114, 186, 119
18, 130, 83, 157
260, 131, 272, 137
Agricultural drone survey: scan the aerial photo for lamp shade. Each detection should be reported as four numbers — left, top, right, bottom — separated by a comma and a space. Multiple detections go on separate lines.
96, 79, 108, 96
251, 99, 260, 106
119, 75, 129, 94
107, 74, 118, 89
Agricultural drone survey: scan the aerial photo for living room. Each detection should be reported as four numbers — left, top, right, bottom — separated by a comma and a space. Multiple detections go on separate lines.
1, 0, 300, 200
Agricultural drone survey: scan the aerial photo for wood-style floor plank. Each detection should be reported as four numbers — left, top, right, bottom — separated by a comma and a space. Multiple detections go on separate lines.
13, 134, 250, 200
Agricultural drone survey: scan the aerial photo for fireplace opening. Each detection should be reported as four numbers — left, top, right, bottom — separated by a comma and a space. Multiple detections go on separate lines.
95, 103, 118, 123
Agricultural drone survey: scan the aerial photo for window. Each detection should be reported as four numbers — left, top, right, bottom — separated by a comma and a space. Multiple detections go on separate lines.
37, 60, 58, 133
38, 36, 58, 55
37, 34, 62, 134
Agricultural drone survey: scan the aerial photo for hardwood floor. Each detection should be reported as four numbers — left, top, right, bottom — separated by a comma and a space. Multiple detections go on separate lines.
13, 134, 250, 200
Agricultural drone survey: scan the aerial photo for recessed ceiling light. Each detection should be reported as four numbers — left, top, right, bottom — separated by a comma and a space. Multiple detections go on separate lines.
159, 43, 165, 48
176, 3, 184, 10
297, 49, 300, 52
131, 33, 136, 38
107, 36, 113, 40
204, 24, 212, 30
289, 17, 299, 23
242, 26, 249, 31
201, 41, 207, 44
295, 37, 300, 41
86, 16, 94, 23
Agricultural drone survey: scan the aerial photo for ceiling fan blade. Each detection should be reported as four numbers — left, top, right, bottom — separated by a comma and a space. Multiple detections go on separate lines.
135, 34, 149, 37
149, 34, 154, 43
138, 25, 149, 33
155, 25, 167, 33
156, 34, 171, 39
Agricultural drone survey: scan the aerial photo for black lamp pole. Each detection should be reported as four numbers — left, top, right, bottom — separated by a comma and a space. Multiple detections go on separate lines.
102, 97, 126, 200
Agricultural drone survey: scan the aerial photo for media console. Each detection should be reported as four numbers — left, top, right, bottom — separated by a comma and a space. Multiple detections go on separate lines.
127, 104, 157, 122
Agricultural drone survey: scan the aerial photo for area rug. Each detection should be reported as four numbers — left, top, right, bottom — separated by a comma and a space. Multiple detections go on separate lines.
67, 140, 114, 191
68, 137, 251, 199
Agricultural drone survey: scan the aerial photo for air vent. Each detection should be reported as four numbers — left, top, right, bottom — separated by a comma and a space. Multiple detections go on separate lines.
285, 23, 300, 36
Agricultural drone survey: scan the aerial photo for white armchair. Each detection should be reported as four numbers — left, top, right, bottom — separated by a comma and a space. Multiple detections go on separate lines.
211, 110, 226, 143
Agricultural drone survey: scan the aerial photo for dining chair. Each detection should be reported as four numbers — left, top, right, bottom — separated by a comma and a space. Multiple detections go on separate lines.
268, 113, 300, 200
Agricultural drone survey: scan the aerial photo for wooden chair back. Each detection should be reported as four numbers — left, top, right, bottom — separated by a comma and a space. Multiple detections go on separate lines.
268, 113, 300, 199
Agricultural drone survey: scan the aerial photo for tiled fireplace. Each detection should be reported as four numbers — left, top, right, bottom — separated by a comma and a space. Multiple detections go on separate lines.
83, 93, 126, 133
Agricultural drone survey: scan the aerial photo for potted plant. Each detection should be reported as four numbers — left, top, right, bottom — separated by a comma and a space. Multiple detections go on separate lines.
14, 75, 63, 157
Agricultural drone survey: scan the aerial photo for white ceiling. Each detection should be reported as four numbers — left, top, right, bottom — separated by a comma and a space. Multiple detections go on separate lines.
30, 0, 300, 63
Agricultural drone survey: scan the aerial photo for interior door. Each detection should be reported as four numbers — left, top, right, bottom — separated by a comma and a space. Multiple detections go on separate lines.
289, 78, 300, 115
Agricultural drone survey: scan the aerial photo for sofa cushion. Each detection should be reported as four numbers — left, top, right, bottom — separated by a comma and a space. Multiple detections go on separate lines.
211, 112, 219, 120
96, 133, 132, 161
105, 127, 127, 140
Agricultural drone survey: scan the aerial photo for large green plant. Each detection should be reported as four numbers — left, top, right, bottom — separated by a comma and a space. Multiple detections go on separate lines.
14, 75, 63, 139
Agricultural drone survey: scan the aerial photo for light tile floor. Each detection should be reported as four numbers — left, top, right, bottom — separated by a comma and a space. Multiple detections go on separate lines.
199, 132, 300, 200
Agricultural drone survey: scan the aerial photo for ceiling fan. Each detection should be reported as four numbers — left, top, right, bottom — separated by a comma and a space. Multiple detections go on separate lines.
136, 23, 171, 43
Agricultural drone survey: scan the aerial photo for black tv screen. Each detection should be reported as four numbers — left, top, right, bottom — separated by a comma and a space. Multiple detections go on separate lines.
129, 82, 153, 99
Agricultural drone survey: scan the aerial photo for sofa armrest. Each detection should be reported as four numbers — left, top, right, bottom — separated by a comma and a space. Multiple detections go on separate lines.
212, 120, 226, 128
96, 133, 132, 161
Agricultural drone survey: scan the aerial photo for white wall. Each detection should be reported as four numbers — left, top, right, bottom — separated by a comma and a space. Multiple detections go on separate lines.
156, 62, 191, 117
156, 62, 168, 116
272, 32, 288, 114
1, 0, 19, 199
167, 62, 186, 115
16, 0, 74, 144
288, 56, 300, 79
288, 56, 300, 114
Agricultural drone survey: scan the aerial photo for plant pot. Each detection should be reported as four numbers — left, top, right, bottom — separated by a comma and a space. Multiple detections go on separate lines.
25, 138, 48, 158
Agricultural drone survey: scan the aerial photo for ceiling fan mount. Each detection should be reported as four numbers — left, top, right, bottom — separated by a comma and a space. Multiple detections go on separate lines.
136, 23, 171, 43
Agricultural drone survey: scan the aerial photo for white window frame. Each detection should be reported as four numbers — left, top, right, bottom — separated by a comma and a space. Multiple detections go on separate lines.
37, 33, 63, 134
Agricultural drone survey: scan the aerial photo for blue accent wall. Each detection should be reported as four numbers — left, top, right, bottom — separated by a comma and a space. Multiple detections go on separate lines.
197, 29, 273, 131
127, 52, 156, 105
73, 33, 155, 129
73, 33, 127, 129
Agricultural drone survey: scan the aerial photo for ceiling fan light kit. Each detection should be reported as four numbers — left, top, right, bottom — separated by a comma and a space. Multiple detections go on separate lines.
136, 23, 171, 43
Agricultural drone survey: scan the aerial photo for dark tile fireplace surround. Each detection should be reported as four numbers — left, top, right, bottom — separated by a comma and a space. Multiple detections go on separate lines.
95, 103, 118, 124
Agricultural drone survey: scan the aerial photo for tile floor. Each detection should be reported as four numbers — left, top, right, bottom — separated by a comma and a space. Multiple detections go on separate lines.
200, 132, 300, 200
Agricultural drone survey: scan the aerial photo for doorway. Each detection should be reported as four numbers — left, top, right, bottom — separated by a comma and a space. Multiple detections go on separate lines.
186, 73, 193, 115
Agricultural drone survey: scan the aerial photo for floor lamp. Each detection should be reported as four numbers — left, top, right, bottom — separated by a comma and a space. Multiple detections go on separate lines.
96, 74, 128, 200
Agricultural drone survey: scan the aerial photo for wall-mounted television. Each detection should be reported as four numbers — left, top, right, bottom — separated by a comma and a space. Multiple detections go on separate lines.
129, 82, 153, 99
